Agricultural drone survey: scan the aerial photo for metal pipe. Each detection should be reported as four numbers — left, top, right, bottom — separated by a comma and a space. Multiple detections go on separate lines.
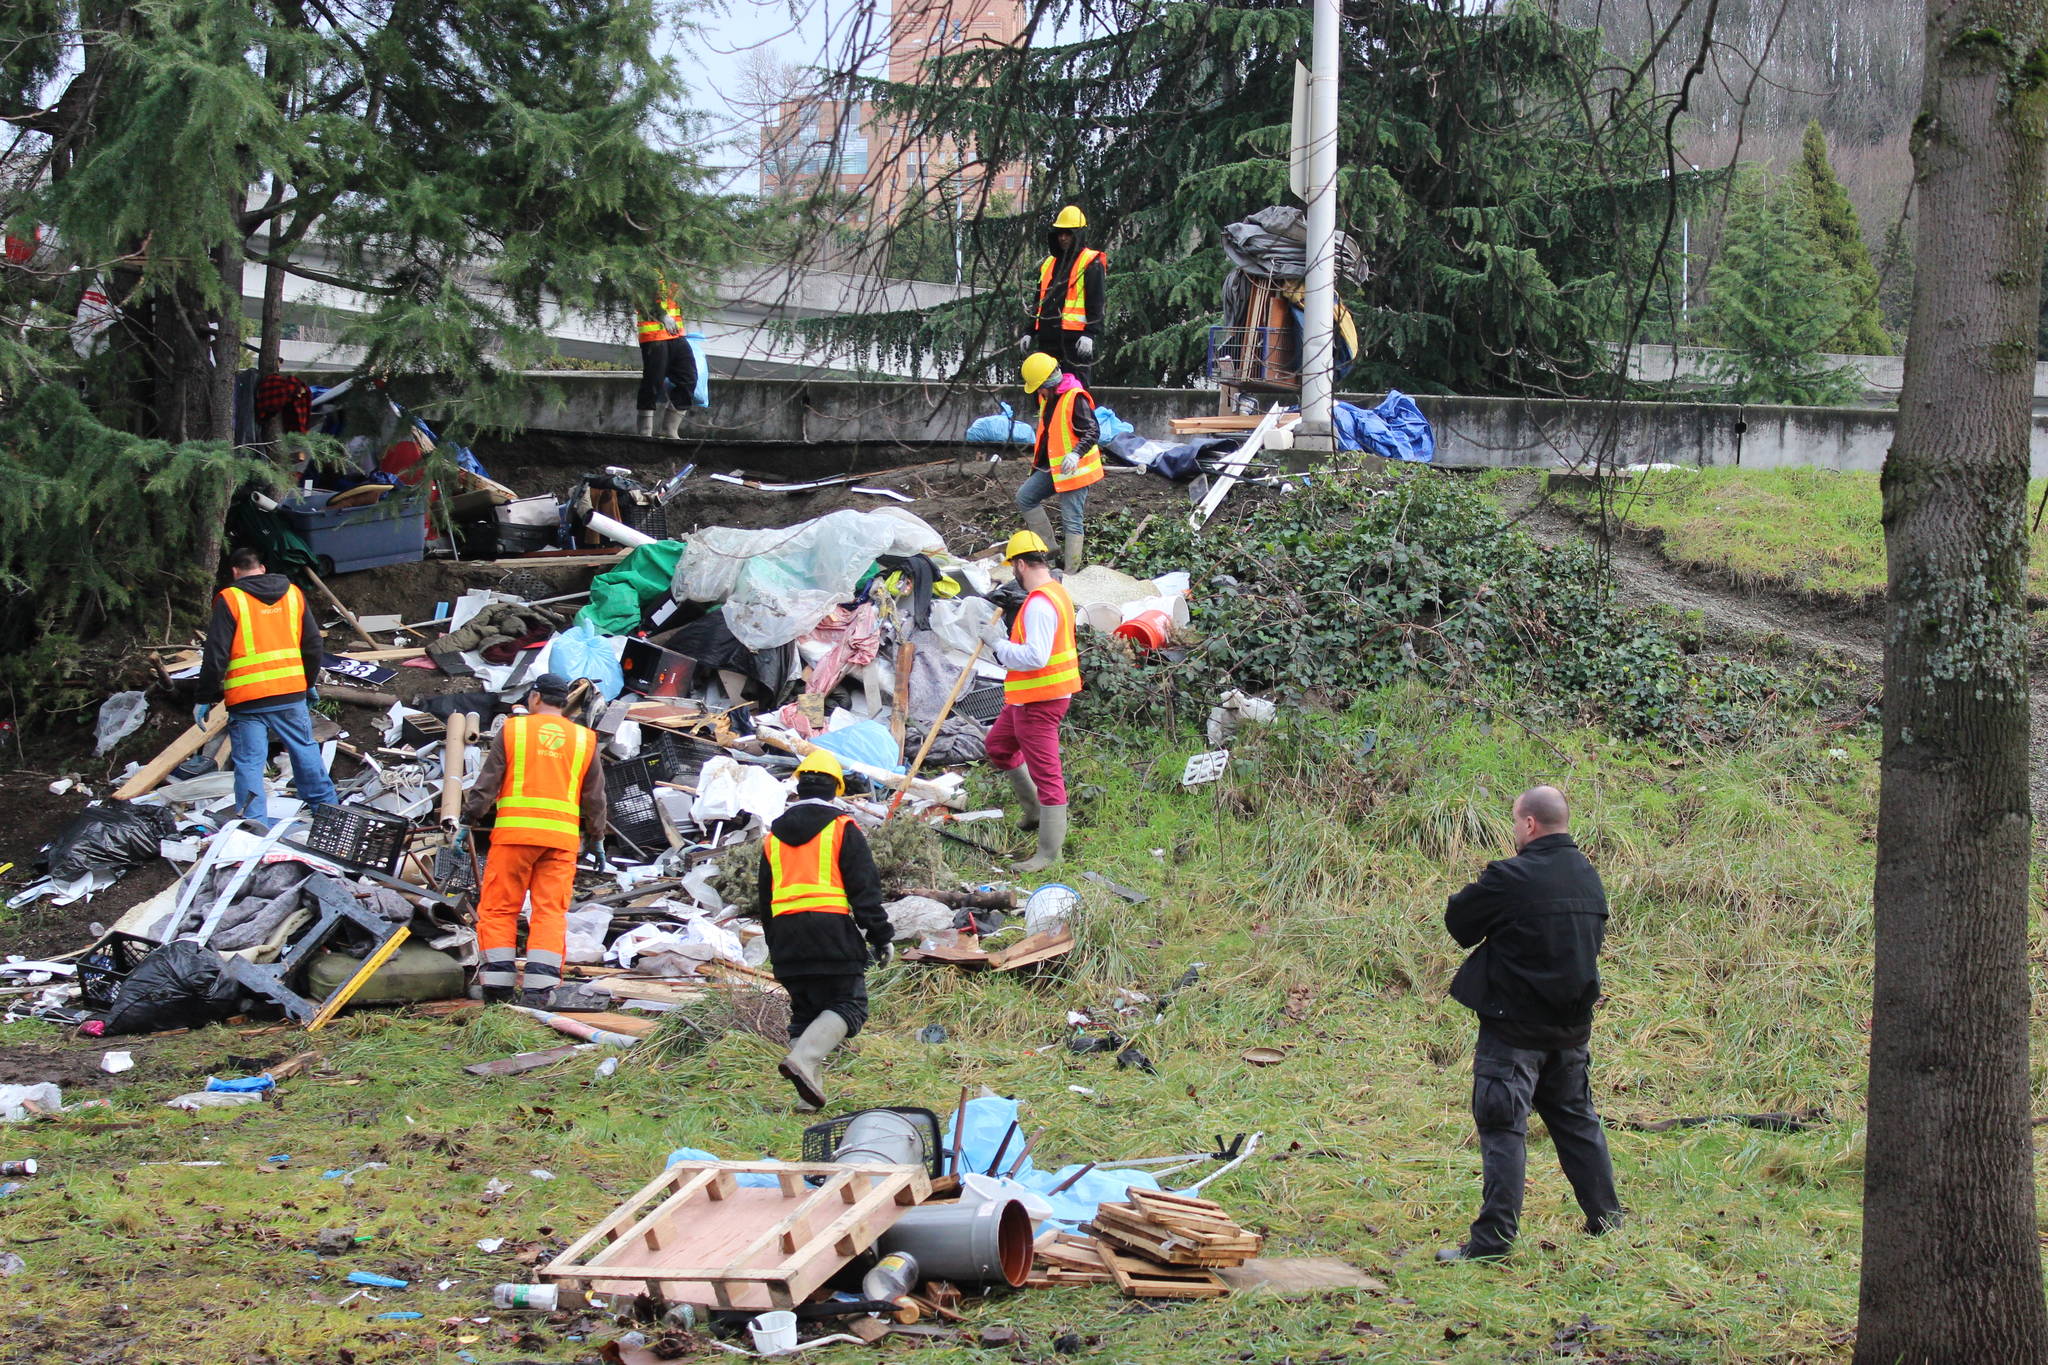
1297, 0, 1341, 449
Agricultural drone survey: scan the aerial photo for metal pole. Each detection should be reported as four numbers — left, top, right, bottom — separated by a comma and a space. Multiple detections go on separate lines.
1297, 0, 1340, 452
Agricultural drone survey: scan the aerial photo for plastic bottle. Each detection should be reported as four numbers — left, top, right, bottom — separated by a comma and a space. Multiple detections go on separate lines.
492, 1282, 585, 1311
0, 1160, 37, 1177
861, 1250, 919, 1302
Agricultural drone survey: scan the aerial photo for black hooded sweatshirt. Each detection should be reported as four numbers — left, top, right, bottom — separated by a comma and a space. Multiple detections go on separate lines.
750, 798, 891, 978
1026, 224, 1106, 337
1445, 832, 1609, 1049
196, 573, 326, 711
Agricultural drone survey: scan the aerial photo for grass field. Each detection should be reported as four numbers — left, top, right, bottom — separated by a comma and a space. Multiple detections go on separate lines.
0, 681, 1948, 1365
1548, 467, 2048, 600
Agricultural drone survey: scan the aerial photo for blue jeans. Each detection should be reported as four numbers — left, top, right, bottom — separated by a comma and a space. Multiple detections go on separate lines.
1016, 468, 1088, 535
228, 700, 338, 823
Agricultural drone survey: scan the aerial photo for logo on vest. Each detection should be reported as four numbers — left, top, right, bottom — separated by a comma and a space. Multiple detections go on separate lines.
537, 727, 567, 752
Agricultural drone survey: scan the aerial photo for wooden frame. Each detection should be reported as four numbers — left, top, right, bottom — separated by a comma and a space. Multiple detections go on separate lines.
899, 926, 1075, 973
541, 1160, 930, 1311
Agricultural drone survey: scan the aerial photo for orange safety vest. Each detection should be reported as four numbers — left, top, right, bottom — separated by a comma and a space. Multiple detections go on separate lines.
764, 815, 854, 916
1038, 385, 1104, 492
1004, 581, 1082, 705
1035, 248, 1103, 331
220, 583, 310, 707
494, 714, 597, 850
637, 276, 685, 343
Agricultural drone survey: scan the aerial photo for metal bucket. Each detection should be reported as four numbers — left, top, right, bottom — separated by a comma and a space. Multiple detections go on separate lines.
876, 1197, 1033, 1287
832, 1108, 927, 1168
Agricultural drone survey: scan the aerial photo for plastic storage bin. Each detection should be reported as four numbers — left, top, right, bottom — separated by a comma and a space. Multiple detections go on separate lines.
280, 486, 428, 575
304, 802, 412, 873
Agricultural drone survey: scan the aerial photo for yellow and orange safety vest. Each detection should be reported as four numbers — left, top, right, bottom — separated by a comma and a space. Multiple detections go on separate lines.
764, 815, 855, 916
220, 583, 310, 707
493, 714, 596, 850
637, 276, 685, 343
1038, 384, 1104, 493
1004, 582, 1082, 705
1035, 249, 1103, 331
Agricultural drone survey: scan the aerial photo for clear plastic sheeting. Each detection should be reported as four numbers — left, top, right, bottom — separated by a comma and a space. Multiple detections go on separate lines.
674, 510, 947, 649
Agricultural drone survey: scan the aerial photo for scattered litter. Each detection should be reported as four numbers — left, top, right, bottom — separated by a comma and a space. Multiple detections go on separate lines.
477, 1238, 506, 1253
1241, 1047, 1287, 1067
345, 1271, 409, 1289
164, 1090, 262, 1110
0, 1252, 24, 1276
205, 1073, 276, 1093
916, 1025, 948, 1045
374, 1311, 423, 1320
595, 1056, 620, 1079
100, 1051, 134, 1074
1180, 749, 1231, 787
529, 1169, 556, 1181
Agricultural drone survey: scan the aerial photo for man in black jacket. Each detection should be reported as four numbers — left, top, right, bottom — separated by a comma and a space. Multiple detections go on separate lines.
1438, 785, 1622, 1262
749, 750, 892, 1110
1020, 205, 1106, 387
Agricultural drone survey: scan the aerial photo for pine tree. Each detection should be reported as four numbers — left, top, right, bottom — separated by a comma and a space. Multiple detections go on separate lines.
1793, 120, 1893, 354
792, 0, 1695, 396
1701, 169, 1864, 405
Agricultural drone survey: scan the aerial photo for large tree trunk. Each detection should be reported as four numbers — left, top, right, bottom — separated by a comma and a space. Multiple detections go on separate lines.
1857, 5, 2048, 1363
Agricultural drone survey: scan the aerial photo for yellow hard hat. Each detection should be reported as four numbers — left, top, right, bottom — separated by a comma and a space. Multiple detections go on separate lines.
1004, 529, 1050, 561
1053, 205, 1087, 229
1020, 351, 1059, 393
794, 749, 845, 794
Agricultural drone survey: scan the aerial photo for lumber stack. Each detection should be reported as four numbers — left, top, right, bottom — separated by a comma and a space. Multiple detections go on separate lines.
1167, 412, 1304, 436
1091, 1189, 1264, 1267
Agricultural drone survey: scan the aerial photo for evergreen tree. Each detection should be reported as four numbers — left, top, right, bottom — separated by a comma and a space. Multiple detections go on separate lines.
1701, 169, 1864, 405
793, 0, 1697, 395
1793, 120, 1893, 354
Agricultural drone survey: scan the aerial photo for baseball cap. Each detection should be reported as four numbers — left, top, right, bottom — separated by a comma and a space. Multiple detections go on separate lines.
530, 672, 573, 704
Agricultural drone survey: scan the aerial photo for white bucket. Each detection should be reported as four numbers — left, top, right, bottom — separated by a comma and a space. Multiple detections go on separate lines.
749, 1309, 798, 1354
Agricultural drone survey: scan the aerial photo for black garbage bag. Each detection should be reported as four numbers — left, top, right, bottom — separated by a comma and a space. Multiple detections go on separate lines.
100, 939, 243, 1036
40, 802, 178, 882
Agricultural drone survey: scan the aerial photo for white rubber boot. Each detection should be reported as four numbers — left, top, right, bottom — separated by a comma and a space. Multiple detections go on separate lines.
1015, 804, 1067, 873
635, 409, 655, 437
1006, 764, 1041, 831
779, 1010, 849, 1111
659, 405, 684, 439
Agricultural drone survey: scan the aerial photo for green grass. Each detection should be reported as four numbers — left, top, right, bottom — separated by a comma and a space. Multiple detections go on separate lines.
0, 683, 1950, 1363
1549, 467, 2048, 600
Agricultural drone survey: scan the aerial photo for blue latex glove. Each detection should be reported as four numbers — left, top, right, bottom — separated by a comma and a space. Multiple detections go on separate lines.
193, 703, 213, 724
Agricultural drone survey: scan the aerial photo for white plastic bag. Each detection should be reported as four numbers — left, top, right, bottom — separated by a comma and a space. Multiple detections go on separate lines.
674, 510, 946, 649
0, 1083, 61, 1121
563, 905, 615, 964
94, 692, 149, 756
691, 757, 789, 827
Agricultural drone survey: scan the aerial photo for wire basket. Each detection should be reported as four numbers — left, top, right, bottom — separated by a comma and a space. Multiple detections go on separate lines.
955, 684, 1007, 722
303, 802, 412, 874
800, 1107, 945, 1178
604, 756, 666, 853
1206, 324, 1301, 391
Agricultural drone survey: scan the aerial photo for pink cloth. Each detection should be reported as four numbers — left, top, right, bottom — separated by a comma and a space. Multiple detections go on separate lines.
803, 603, 881, 696
986, 698, 1071, 805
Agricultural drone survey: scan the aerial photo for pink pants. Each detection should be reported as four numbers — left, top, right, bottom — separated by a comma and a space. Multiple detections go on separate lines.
986, 698, 1070, 805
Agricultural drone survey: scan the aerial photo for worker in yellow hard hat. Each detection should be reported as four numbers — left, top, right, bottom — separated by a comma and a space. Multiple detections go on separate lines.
975, 529, 1083, 870
746, 746, 892, 1110
1021, 204, 1105, 386
1014, 351, 1102, 573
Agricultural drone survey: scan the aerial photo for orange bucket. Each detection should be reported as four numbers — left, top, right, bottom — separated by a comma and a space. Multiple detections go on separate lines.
1114, 609, 1173, 652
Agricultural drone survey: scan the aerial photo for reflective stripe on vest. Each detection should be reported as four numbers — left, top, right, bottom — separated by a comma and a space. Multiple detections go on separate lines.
1004, 581, 1082, 704
638, 276, 685, 343
1040, 385, 1104, 492
220, 583, 309, 707
765, 816, 853, 916
495, 714, 595, 849
1035, 249, 1102, 331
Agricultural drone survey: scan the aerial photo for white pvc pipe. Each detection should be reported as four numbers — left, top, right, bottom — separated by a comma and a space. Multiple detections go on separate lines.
584, 510, 655, 548
1298, 0, 1340, 447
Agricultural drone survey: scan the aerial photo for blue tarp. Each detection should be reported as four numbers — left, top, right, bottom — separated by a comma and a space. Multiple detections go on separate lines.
946, 1095, 1168, 1230
1094, 406, 1134, 444
966, 402, 1034, 444
1333, 390, 1433, 462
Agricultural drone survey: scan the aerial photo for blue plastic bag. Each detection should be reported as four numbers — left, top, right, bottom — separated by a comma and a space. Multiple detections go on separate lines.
1094, 405, 1134, 444
683, 331, 711, 408
966, 402, 1033, 444
545, 623, 625, 700
810, 719, 907, 775
1333, 391, 1434, 462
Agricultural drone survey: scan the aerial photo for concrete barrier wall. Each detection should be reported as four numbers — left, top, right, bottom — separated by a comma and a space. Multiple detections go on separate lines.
515, 374, 2048, 476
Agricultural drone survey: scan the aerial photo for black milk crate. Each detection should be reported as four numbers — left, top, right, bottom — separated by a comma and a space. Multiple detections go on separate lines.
642, 729, 724, 785
76, 930, 161, 1011
603, 756, 665, 851
956, 683, 1006, 722
800, 1106, 945, 1178
303, 802, 412, 874
619, 496, 668, 541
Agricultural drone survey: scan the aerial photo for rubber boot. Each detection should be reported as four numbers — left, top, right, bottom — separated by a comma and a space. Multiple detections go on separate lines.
1063, 533, 1085, 573
1020, 502, 1057, 551
779, 1010, 849, 1111
520, 986, 555, 1009
1015, 803, 1067, 873
659, 405, 684, 439
635, 409, 655, 438
1005, 764, 1041, 831
481, 985, 514, 1004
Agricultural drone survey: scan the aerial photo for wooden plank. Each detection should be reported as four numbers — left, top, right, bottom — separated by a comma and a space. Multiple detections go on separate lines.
987, 927, 1077, 971
722, 1170, 854, 1271
1190, 406, 1284, 531
554, 1010, 658, 1039
607, 1169, 724, 1260
464, 1045, 587, 1076
306, 927, 410, 1032
1095, 1243, 1229, 1299
338, 647, 431, 662
112, 706, 230, 799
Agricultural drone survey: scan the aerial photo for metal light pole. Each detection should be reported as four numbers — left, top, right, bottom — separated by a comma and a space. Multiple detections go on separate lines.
1296, 0, 1340, 452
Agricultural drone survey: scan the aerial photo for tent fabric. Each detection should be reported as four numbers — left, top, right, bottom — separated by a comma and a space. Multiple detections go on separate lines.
1334, 391, 1434, 463
578, 539, 687, 635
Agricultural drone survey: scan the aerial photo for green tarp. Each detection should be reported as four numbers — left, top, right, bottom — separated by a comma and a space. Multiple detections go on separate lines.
576, 539, 686, 634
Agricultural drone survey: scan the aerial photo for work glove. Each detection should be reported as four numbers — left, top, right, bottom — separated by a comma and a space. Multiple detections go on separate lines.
870, 939, 894, 966
1074, 335, 1095, 361
193, 703, 213, 725
1018, 334, 1034, 353
1058, 451, 1080, 480
976, 616, 1011, 649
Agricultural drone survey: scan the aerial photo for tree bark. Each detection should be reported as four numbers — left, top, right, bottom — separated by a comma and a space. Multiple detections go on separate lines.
1858, 6, 2048, 1363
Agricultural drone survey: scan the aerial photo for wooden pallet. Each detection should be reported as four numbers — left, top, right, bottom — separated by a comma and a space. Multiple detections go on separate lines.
541, 1160, 929, 1311
1091, 1191, 1264, 1267
1030, 1233, 1115, 1286
899, 926, 1074, 972
1094, 1242, 1228, 1299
